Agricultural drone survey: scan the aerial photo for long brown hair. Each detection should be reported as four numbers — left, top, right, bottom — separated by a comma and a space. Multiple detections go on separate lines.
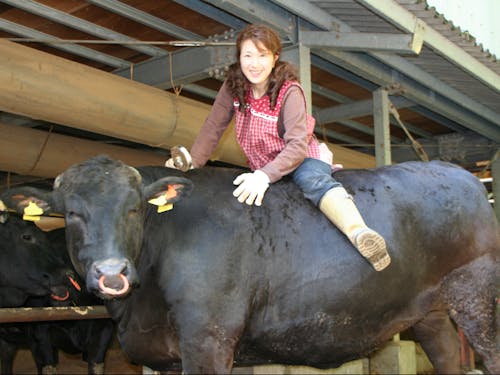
226, 24, 298, 112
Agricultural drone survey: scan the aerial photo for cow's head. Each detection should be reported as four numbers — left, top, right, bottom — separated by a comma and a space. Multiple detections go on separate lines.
0, 211, 77, 307
4, 155, 193, 300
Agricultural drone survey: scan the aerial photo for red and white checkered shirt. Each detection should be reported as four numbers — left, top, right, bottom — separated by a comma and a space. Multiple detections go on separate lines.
234, 81, 320, 171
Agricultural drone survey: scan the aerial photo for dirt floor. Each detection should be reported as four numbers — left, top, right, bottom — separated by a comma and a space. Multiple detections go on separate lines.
13, 345, 142, 374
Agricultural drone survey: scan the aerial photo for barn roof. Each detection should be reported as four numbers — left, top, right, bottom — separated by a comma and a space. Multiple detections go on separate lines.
0, 0, 498, 188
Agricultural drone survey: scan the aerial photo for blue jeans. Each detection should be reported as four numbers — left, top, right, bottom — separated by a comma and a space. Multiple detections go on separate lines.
291, 158, 342, 206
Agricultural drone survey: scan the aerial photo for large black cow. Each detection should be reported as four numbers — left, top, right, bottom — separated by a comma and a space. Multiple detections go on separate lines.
0, 213, 114, 374
3, 155, 499, 374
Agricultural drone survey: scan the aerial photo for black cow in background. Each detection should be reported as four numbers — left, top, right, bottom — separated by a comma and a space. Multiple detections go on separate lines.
0, 209, 115, 374
3, 156, 499, 374
0, 213, 71, 306
0, 212, 74, 374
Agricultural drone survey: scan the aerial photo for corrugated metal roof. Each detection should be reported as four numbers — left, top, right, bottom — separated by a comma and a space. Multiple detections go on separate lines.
402, 0, 500, 112
310, 0, 500, 114
413, 0, 498, 64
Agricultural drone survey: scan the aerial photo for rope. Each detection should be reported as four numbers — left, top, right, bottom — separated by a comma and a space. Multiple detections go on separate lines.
388, 102, 429, 162
318, 122, 329, 144
169, 51, 182, 96
148, 52, 181, 149
27, 125, 54, 174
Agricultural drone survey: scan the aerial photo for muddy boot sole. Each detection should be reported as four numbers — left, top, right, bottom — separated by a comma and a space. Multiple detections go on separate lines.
352, 228, 391, 271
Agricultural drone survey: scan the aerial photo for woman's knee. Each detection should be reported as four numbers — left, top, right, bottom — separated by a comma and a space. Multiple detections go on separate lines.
292, 159, 342, 206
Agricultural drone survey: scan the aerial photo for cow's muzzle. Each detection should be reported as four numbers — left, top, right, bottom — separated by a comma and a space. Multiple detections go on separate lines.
89, 258, 138, 298
98, 274, 129, 296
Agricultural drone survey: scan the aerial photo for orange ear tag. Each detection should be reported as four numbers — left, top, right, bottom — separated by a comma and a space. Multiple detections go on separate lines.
165, 185, 178, 199
148, 185, 178, 213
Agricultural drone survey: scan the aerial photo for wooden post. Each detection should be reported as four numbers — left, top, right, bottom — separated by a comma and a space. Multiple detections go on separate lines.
370, 340, 417, 374
0, 306, 110, 323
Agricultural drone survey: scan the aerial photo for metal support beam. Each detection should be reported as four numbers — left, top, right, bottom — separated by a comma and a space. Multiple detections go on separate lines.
311, 54, 462, 137
204, 0, 296, 40
114, 44, 234, 88
1, 0, 166, 56
316, 97, 413, 124
492, 155, 500, 221
173, 0, 247, 30
0, 19, 130, 69
315, 49, 500, 143
283, 45, 312, 113
373, 89, 392, 166
300, 31, 422, 54
87, 0, 202, 40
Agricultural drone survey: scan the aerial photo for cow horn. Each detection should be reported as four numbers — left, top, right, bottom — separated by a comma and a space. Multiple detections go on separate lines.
0, 199, 8, 224
127, 166, 142, 184
53, 173, 63, 189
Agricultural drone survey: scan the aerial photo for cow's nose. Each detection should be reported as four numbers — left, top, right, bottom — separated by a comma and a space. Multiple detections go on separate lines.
94, 257, 130, 278
90, 258, 138, 297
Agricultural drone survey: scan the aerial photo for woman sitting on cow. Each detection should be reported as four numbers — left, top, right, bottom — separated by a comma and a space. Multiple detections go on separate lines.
166, 24, 391, 271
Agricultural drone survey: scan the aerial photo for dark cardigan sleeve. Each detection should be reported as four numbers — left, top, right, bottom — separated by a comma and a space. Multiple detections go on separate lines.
189, 81, 235, 168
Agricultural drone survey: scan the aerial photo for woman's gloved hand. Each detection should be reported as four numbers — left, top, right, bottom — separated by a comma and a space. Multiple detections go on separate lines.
232, 170, 270, 206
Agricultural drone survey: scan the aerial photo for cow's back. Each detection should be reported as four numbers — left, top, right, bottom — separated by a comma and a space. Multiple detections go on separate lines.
119, 161, 498, 368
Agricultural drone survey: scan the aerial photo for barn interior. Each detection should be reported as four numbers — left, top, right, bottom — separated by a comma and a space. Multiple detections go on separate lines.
0, 0, 498, 189
0, 0, 499, 373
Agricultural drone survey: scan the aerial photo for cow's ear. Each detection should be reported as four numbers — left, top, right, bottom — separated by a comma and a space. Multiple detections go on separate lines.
144, 177, 194, 209
1, 187, 54, 217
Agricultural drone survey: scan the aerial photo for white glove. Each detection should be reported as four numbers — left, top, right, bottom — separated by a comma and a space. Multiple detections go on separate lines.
233, 170, 270, 206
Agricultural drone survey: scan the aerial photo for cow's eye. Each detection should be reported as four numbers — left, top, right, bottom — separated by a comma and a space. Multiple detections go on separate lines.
66, 211, 78, 220
21, 233, 33, 242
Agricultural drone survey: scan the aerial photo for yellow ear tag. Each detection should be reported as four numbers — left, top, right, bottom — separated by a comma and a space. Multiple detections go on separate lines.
148, 196, 174, 213
148, 195, 168, 206
23, 214, 41, 222
157, 203, 173, 213
24, 201, 44, 216
0, 200, 6, 212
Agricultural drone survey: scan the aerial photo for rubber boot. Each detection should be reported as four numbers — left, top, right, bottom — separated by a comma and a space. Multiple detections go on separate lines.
319, 187, 391, 271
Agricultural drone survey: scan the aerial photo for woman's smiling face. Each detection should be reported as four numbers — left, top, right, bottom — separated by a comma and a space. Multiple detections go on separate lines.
239, 39, 278, 94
